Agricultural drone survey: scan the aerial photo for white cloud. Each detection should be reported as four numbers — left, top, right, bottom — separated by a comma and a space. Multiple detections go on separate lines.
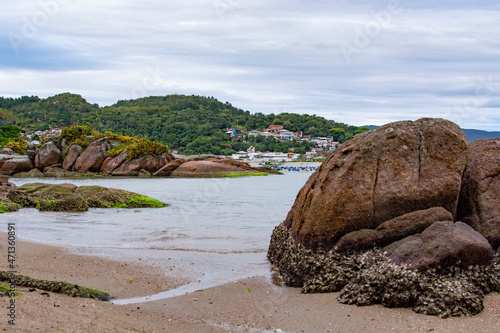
1, 0, 499, 130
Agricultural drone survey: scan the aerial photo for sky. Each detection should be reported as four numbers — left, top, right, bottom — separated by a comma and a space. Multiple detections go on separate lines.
1, 0, 500, 131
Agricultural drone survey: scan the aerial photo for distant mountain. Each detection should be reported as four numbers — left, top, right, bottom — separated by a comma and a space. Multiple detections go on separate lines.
0, 93, 369, 155
461, 129, 500, 142
363, 125, 499, 142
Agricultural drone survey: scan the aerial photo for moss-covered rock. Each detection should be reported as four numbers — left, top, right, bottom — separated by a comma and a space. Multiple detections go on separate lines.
7, 183, 168, 212
7, 183, 88, 212
0, 197, 21, 214
0, 271, 114, 301
76, 185, 167, 208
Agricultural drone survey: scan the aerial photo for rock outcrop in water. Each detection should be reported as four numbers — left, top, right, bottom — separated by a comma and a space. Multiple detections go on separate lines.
268, 118, 500, 318
2, 126, 277, 178
3, 181, 167, 212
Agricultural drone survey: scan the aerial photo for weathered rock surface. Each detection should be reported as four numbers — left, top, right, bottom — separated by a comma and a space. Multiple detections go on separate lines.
7, 183, 87, 212
0, 196, 21, 213
0, 148, 16, 155
334, 207, 453, 252
457, 139, 500, 249
268, 223, 500, 318
284, 118, 468, 250
171, 160, 254, 177
0, 155, 34, 175
44, 167, 72, 177
35, 141, 61, 169
153, 159, 186, 176
74, 138, 109, 172
112, 154, 173, 176
62, 144, 82, 170
268, 118, 500, 318
100, 151, 127, 174
7, 183, 168, 212
0, 175, 16, 197
389, 221, 493, 270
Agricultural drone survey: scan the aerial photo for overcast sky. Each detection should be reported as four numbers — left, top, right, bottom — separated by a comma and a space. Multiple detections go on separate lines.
1, 0, 500, 130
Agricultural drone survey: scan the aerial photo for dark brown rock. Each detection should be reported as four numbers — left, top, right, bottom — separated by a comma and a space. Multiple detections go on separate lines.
375, 207, 452, 238
0, 155, 34, 175
100, 151, 127, 174
153, 159, 185, 177
0, 176, 16, 197
35, 141, 61, 169
283, 118, 468, 250
382, 234, 421, 255
334, 207, 454, 252
457, 139, 500, 249
63, 145, 82, 170
74, 138, 109, 173
334, 229, 382, 252
389, 221, 493, 271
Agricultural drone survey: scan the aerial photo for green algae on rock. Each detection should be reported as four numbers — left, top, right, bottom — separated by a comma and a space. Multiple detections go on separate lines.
76, 186, 168, 208
6, 183, 168, 212
0, 197, 21, 213
0, 271, 114, 301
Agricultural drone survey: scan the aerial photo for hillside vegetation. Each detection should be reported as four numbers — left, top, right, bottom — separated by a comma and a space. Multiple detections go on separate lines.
0, 93, 369, 155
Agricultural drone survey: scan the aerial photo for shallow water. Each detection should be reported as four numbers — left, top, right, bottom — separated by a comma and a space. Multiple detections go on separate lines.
4, 171, 313, 303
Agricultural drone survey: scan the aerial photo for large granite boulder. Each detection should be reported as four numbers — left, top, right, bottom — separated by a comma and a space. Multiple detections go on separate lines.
283, 118, 468, 250
74, 138, 109, 172
268, 118, 500, 318
35, 141, 61, 169
62, 144, 82, 170
389, 221, 493, 270
0, 155, 34, 175
457, 139, 500, 249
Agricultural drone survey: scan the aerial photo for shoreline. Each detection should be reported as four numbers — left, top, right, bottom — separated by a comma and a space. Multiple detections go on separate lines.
0, 234, 499, 332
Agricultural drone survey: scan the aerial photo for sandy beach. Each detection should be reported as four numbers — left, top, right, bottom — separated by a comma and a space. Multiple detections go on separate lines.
0, 234, 498, 333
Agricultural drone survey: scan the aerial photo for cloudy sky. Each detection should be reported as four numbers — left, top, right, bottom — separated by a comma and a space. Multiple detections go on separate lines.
1, 0, 500, 130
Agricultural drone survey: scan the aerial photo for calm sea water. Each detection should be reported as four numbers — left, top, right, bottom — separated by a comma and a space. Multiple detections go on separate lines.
3, 171, 313, 303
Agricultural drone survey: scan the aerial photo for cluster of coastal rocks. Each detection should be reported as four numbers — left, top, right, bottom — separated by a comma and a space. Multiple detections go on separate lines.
268, 118, 500, 317
0, 136, 277, 178
0, 179, 167, 213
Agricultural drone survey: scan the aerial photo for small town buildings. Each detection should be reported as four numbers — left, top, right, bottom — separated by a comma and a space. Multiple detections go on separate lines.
267, 125, 283, 133
260, 132, 274, 138
247, 130, 262, 137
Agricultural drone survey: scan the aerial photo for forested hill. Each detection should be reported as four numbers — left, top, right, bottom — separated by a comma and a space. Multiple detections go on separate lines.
0, 93, 366, 155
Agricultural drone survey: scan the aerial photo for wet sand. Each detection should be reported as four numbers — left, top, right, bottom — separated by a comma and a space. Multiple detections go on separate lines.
1, 234, 499, 333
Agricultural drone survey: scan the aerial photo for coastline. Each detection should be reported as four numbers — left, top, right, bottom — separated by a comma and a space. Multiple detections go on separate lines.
1, 234, 499, 332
